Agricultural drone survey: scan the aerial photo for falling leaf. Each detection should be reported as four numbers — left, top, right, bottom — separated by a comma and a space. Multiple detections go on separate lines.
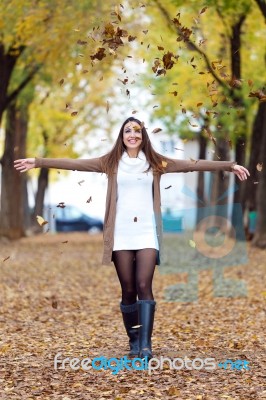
78, 180, 85, 186
158, 46, 164, 51
229, 78, 242, 88
62, 241, 68, 244
189, 239, 196, 248
59, 79, 64, 86
174, 147, 184, 151
132, 110, 138, 114
106, 101, 110, 113
87, 196, 92, 203
197, 102, 203, 107
77, 39, 87, 45
142, 30, 148, 34
90, 47, 106, 61
188, 121, 198, 128
57, 202, 65, 208
152, 128, 162, 133
134, 217, 137, 222
248, 90, 266, 102
199, 6, 208, 15
256, 163, 263, 172
165, 185, 172, 189
182, 108, 186, 114
36, 215, 48, 226
162, 51, 176, 70
128, 35, 136, 42
71, 111, 78, 116
3, 256, 10, 262
248, 79, 253, 87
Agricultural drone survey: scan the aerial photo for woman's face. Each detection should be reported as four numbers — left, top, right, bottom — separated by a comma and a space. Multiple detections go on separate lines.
122, 121, 142, 152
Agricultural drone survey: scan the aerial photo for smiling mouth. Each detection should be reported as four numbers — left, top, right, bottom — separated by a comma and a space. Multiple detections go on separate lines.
128, 138, 141, 143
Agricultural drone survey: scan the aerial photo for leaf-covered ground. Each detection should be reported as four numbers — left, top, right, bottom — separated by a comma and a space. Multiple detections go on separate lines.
0, 233, 265, 400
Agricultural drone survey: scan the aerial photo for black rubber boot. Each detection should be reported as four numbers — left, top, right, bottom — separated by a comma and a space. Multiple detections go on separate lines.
120, 302, 139, 356
137, 300, 156, 360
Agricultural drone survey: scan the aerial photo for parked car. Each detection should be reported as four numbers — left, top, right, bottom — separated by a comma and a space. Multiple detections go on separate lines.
48, 205, 103, 233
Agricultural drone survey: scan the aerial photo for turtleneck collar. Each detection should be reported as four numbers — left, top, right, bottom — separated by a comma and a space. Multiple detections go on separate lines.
119, 150, 149, 173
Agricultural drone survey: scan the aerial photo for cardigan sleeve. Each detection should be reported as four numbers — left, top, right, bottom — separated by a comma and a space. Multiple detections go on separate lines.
34, 156, 104, 173
161, 158, 237, 174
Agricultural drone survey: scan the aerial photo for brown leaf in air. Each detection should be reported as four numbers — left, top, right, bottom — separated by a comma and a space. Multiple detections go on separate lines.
248, 90, 266, 102
71, 111, 78, 116
57, 202, 65, 208
59, 79, 64, 86
87, 196, 92, 203
199, 6, 208, 15
152, 128, 162, 133
106, 100, 110, 113
36, 215, 48, 227
134, 217, 137, 222
90, 47, 106, 61
256, 163, 263, 172
162, 51, 175, 70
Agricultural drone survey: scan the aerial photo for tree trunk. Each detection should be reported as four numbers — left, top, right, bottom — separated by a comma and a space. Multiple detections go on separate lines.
0, 44, 24, 125
34, 167, 49, 218
195, 125, 208, 226
244, 102, 264, 210
0, 100, 30, 238
252, 102, 266, 247
33, 131, 49, 231
229, 15, 248, 230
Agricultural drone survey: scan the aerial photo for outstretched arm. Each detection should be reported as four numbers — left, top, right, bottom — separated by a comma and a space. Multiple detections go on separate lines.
14, 156, 104, 173
162, 158, 249, 180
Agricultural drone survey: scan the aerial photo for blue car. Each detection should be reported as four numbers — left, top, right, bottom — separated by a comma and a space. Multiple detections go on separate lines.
52, 205, 103, 233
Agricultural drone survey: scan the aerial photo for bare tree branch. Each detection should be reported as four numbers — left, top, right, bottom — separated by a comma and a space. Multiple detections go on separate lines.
5, 64, 41, 108
255, 0, 266, 20
153, 0, 230, 91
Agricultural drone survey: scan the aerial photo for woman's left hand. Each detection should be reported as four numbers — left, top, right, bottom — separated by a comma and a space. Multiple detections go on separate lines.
232, 164, 250, 181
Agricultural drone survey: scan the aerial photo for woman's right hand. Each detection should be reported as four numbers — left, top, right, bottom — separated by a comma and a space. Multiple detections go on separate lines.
14, 158, 36, 172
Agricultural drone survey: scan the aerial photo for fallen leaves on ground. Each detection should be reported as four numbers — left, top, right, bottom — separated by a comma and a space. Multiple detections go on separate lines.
0, 233, 265, 399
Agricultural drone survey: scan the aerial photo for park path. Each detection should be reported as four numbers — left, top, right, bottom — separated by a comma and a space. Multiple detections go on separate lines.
0, 233, 265, 399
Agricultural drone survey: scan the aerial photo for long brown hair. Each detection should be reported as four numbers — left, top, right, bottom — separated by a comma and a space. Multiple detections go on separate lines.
101, 117, 167, 176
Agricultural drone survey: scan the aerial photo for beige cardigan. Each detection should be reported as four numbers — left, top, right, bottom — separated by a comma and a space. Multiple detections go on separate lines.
35, 155, 237, 266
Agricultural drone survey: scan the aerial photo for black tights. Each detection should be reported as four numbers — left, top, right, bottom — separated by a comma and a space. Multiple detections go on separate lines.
112, 249, 157, 304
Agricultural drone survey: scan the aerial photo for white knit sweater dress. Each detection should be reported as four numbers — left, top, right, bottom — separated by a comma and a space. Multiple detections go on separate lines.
113, 150, 159, 251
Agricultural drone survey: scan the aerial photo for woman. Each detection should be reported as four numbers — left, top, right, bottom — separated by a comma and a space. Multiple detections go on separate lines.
14, 117, 250, 360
